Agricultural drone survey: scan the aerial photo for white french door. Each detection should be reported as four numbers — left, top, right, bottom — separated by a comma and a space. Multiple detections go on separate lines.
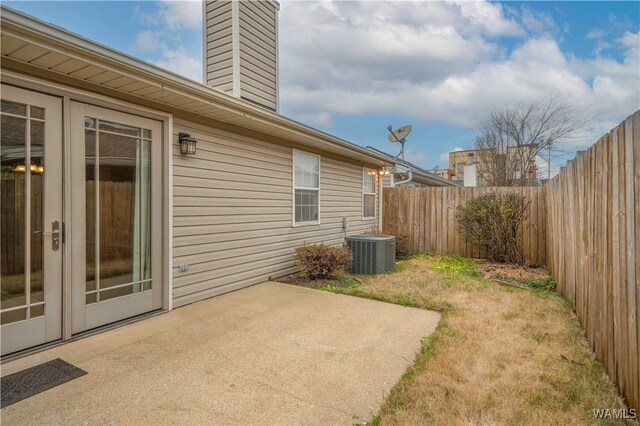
70, 102, 162, 334
1, 85, 63, 355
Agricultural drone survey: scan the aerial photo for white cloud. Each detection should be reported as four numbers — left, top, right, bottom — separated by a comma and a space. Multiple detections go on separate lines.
586, 29, 605, 40
158, 0, 203, 31
279, 1, 639, 154
153, 48, 202, 82
617, 31, 640, 49
132, 0, 202, 82
404, 149, 427, 165
295, 111, 333, 127
520, 6, 556, 34
133, 31, 166, 53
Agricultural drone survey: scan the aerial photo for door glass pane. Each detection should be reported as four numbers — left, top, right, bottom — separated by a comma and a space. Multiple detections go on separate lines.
1, 115, 27, 311
142, 140, 152, 281
100, 284, 135, 301
1, 308, 26, 325
86, 117, 152, 304
1, 100, 27, 116
98, 131, 137, 289
30, 304, 44, 318
30, 107, 44, 120
98, 120, 139, 137
85, 130, 96, 292
30, 121, 45, 303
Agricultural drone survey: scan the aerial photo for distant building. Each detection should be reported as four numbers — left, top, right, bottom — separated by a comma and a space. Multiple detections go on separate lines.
448, 145, 540, 187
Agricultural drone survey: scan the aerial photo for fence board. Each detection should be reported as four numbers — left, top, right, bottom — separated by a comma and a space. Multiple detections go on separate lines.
545, 111, 639, 411
382, 186, 546, 266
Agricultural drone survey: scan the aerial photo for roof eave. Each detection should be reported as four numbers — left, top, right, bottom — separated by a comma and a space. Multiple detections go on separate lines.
0, 6, 393, 167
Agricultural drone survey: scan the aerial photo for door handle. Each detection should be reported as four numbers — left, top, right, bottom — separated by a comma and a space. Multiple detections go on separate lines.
33, 230, 59, 236
33, 221, 60, 251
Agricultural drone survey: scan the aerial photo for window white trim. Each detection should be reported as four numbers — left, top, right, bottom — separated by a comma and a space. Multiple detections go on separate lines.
362, 167, 377, 220
292, 149, 321, 227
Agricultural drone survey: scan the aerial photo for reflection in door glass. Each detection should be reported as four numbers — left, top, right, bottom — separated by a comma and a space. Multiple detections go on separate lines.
1, 114, 27, 312
85, 130, 96, 293
30, 120, 45, 307
1, 100, 47, 324
85, 118, 152, 304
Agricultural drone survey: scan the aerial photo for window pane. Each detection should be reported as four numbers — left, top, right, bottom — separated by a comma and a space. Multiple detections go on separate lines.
364, 172, 375, 194
364, 194, 376, 218
1, 115, 27, 311
294, 189, 319, 223
294, 152, 318, 189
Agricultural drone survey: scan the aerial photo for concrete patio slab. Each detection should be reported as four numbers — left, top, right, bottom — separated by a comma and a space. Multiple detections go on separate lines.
1, 282, 440, 425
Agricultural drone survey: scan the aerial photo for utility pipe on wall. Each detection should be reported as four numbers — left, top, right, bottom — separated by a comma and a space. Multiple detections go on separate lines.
378, 173, 383, 231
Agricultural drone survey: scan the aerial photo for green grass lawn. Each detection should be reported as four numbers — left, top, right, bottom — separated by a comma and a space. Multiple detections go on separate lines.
284, 254, 628, 425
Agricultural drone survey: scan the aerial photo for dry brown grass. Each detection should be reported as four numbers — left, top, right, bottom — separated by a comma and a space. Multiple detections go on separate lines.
333, 255, 629, 425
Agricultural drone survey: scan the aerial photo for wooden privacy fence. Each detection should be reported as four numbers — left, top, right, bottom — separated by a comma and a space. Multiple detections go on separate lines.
381, 111, 639, 410
546, 111, 639, 411
382, 186, 546, 266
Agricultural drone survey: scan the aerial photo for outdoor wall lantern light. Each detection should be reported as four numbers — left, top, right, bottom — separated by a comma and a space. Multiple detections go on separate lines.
179, 132, 197, 155
379, 167, 394, 176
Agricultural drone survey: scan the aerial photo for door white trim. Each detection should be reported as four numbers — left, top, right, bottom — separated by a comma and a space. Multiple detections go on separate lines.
1, 71, 173, 322
0, 69, 173, 316
69, 102, 163, 334
0, 84, 63, 355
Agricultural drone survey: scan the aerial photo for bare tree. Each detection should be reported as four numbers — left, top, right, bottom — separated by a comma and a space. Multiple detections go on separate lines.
474, 97, 586, 186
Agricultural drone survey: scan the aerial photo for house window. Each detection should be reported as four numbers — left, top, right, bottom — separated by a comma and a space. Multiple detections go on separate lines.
293, 150, 320, 225
363, 168, 376, 219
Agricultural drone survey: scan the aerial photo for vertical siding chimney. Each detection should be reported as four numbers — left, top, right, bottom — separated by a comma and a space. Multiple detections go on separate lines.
203, 0, 279, 112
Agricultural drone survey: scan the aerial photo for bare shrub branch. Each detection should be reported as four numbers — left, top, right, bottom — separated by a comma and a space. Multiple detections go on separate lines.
456, 193, 529, 264
475, 97, 587, 186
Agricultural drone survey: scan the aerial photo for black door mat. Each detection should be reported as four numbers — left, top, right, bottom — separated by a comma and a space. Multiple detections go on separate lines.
1, 358, 87, 408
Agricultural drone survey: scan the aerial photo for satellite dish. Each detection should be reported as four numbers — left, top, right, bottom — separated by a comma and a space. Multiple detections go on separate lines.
387, 125, 412, 143
387, 124, 412, 160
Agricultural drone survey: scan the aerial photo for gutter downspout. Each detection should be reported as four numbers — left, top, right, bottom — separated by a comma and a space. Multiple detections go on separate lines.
393, 170, 413, 186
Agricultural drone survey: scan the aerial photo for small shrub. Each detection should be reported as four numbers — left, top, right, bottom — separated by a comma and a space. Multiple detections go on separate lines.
456, 192, 529, 264
295, 244, 352, 280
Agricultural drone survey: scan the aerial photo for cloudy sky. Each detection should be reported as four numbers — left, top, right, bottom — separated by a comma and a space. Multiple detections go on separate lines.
7, 1, 639, 173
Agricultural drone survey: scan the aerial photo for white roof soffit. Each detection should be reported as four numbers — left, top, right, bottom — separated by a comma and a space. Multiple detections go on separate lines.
0, 6, 391, 166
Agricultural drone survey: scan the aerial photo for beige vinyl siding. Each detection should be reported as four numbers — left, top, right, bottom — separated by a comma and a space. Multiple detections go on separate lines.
172, 119, 378, 307
238, 0, 277, 111
204, 0, 234, 95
